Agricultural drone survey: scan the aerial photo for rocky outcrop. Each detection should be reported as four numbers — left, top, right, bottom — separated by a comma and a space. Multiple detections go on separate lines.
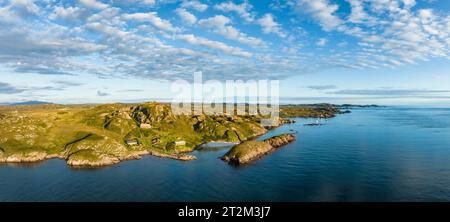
0, 148, 5, 162
148, 150, 197, 161
0, 152, 61, 163
122, 150, 150, 160
0, 148, 195, 167
222, 133, 296, 165
221, 141, 272, 164
263, 133, 296, 148
67, 155, 121, 167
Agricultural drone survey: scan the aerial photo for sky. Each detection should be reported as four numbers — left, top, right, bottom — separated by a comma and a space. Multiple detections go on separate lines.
0, 0, 449, 106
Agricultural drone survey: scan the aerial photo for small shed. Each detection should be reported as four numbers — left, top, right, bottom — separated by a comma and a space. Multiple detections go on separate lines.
125, 139, 139, 146
174, 140, 186, 146
140, 123, 152, 129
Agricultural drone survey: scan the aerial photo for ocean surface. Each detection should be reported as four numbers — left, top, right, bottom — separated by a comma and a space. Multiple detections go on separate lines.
1, 107, 450, 201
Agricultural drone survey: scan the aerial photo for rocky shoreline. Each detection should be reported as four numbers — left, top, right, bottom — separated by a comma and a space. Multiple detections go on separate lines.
0, 149, 197, 167
148, 150, 197, 161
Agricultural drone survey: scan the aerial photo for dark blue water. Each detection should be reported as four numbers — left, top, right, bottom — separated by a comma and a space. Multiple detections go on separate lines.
1, 107, 450, 201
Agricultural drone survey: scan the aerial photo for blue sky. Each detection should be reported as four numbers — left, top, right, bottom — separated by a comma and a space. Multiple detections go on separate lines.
0, 0, 449, 105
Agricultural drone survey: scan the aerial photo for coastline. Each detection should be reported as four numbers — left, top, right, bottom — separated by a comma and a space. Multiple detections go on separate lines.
0, 149, 197, 167
0, 119, 289, 167
0, 102, 343, 168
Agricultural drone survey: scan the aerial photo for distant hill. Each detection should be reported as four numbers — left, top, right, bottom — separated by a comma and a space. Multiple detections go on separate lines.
8, 101, 52, 106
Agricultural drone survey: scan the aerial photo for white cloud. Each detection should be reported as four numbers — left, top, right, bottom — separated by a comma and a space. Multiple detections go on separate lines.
402, 0, 416, 8
140, 0, 155, 6
123, 12, 179, 32
347, 0, 376, 24
296, 0, 343, 31
369, 0, 401, 14
0, 0, 449, 90
176, 34, 252, 57
86, 7, 120, 23
419, 9, 433, 20
86, 22, 129, 39
175, 8, 196, 24
0, 0, 308, 86
198, 14, 230, 27
215, 1, 254, 22
9, 0, 40, 14
257, 13, 286, 38
292, 0, 450, 70
338, 41, 348, 47
49, 6, 84, 21
317, 38, 328, 46
199, 15, 264, 46
181, 0, 208, 12
0, 4, 22, 24
79, 0, 109, 10
0, 15, 109, 76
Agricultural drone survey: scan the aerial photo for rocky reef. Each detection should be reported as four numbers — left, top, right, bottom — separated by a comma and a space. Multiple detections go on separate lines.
222, 133, 296, 165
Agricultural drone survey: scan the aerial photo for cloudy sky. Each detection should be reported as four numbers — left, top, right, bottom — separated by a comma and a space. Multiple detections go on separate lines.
0, 0, 449, 105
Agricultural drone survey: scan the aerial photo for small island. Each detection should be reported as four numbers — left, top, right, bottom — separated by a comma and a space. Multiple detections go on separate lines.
221, 133, 296, 165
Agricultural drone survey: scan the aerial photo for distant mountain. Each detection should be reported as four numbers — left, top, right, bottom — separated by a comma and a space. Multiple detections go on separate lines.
9, 101, 52, 106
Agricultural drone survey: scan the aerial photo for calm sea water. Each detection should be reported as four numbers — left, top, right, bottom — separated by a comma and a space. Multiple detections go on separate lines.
1, 107, 450, 201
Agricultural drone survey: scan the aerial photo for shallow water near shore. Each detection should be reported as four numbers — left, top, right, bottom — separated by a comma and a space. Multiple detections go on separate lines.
1, 107, 450, 201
